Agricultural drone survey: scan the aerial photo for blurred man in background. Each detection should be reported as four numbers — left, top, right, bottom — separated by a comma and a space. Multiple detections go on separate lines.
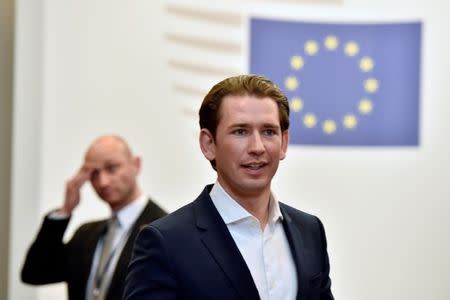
21, 134, 167, 300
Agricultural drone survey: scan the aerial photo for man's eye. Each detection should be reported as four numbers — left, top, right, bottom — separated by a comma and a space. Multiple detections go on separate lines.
91, 170, 99, 180
233, 129, 246, 135
263, 128, 276, 136
105, 164, 118, 173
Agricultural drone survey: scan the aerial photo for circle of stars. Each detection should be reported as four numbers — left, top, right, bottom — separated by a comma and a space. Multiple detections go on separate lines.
285, 35, 379, 135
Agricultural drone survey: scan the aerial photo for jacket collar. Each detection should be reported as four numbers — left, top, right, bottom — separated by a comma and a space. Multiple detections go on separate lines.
193, 185, 260, 299
280, 204, 306, 300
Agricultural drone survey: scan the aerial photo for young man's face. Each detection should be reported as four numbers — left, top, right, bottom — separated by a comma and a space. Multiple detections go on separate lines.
201, 94, 288, 200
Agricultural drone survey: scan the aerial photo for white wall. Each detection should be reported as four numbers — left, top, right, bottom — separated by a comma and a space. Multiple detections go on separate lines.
10, 0, 450, 300
9, 0, 43, 299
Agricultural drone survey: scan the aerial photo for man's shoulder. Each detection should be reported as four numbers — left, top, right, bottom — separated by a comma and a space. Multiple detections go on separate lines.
279, 202, 314, 217
138, 198, 168, 220
145, 185, 213, 233
279, 202, 321, 226
74, 218, 107, 234
149, 201, 196, 232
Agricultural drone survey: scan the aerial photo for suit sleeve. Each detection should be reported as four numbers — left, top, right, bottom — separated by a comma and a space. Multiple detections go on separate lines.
21, 215, 70, 284
317, 217, 334, 300
123, 225, 178, 300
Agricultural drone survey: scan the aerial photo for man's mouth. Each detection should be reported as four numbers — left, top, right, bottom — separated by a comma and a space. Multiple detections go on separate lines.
242, 162, 267, 170
100, 188, 112, 197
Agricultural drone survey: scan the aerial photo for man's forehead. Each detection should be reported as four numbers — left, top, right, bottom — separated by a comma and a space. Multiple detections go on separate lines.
220, 94, 278, 111
219, 95, 280, 122
84, 159, 121, 173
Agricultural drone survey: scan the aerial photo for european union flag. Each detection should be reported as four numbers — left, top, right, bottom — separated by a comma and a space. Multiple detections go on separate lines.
250, 18, 421, 146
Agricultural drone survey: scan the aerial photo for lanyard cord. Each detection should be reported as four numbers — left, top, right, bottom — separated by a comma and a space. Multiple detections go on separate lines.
92, 223, 132, 294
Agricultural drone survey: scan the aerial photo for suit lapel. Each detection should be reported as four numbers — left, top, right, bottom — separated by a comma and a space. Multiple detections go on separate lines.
194, 186, 260, 300
280, 204, 306, 300
78, 221, 108, 291
108, 199, 167, 298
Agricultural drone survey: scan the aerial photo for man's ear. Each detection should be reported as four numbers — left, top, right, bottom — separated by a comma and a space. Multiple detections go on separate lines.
199, 129, 216, 161
133, 156, 142, 174
280, 130, 289, 160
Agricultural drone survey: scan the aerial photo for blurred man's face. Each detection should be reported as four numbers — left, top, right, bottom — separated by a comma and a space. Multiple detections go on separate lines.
84, 138, 140, 211
201, 94, 288, 200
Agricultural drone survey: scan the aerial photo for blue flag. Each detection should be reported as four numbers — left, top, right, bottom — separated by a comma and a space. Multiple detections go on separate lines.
250, 18, 421, 146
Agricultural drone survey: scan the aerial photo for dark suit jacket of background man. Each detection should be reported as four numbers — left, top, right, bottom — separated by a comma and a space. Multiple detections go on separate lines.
124, 185, 334, 300
21, 199, 166, 300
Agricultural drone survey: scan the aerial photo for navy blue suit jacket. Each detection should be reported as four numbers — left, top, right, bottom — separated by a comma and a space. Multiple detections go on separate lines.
124, 185, 333, 300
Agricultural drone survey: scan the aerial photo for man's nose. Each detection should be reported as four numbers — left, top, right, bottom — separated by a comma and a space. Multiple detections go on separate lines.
98, 171, 111, 186
248, 132, 265, 155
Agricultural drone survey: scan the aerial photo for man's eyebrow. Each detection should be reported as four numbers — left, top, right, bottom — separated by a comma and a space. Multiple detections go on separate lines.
104, 159, 120, 164
227, 123, 281, 129
262, 123, 280, 128
228, 123, 250, 128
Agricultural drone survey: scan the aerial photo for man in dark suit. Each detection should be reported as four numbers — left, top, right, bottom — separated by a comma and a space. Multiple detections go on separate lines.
21, 135, 167, 300
124, 75, 334, 300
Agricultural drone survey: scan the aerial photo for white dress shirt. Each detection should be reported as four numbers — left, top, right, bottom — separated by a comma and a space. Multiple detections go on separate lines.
210, 182, 298, 300
85, 195, 148, 299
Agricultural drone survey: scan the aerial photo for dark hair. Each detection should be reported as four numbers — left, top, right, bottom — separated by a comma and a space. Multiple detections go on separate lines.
199, 74, 290, 169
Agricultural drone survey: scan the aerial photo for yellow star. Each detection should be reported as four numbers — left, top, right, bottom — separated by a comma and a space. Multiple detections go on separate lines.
322, 120, 337, 135
285, 76, 299, 91
364, 78, 379, 93
324, 35, 338, 50
303, 113, 317, 128
343, 114, 358, 129
360, 56, 374, 72
290, 97, 303, 112
344, 41, 359, 57
290, 56, 304, 70
304, 40, 319, 56
359, 99, 373, 114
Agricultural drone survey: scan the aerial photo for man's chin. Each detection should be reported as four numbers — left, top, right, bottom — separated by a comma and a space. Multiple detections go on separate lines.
235, 179, 270, 195
101, 194, 117, 205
